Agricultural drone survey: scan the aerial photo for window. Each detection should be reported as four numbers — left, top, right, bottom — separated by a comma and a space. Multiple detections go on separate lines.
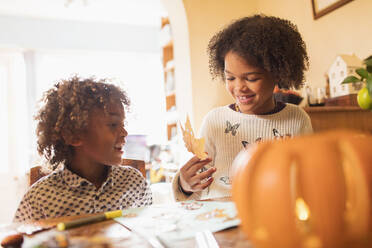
0, 64, 8, 173
34, 50, 166, 144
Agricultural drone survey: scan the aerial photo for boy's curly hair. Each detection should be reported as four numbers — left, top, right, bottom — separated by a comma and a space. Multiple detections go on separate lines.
208, 15, 309, 89
35, 76, 130, 170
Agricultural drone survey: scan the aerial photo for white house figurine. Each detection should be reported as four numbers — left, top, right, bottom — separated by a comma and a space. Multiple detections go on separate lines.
328, 54, 363, 97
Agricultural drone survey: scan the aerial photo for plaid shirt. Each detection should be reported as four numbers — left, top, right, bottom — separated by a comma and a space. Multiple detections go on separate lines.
14, 165, 152, 222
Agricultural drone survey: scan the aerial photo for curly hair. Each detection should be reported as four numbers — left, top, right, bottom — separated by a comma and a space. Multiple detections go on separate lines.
208, 15, 309, 89
35, 76, 130, 170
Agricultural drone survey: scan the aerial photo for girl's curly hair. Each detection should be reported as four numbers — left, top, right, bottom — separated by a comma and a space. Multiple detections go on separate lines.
35, 76, 130, 170
208, 14, 309, 89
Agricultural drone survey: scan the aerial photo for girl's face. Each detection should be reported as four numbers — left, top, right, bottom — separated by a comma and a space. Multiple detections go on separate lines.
224, 51, 276, 115
78, 102, 127, 167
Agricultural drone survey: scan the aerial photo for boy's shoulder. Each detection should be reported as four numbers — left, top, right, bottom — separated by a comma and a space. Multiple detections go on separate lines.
24, 169, 63, 198
111, 165, 145, 179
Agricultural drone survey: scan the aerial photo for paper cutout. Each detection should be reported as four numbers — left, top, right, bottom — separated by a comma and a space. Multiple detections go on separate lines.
180, 115, 208, 160
114, 201, 240, 246
196, 209, 228, 221
180, 201, 203, 210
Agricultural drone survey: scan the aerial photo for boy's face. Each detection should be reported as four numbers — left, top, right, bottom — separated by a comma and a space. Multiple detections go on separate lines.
224, 51, 276, 115
78, 102, 127, 166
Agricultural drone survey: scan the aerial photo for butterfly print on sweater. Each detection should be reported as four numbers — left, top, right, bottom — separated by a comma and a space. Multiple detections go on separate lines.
241, 129, 292, 149
219, 176, 231, 185
225, 121, 240, 136
242, 138, 262, 148
273, 128, 292, 139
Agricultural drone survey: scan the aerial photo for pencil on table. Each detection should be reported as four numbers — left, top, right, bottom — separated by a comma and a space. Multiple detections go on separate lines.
57, 210, 123, 231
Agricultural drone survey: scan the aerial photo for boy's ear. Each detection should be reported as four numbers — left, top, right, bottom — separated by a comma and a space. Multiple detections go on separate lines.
61, 130, 83, 147
69, 138, 83, 147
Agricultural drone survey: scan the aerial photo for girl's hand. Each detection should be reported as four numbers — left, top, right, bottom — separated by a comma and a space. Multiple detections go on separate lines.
179, 156, 216, 194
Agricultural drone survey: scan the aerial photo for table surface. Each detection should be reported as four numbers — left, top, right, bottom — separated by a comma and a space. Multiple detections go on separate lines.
1, 198, 253, 248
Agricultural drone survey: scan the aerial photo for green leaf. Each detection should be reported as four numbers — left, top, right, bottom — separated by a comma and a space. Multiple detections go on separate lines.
341, 75, 361, 84
367, 65, 372, 73
367, 77, 372, 96
364, 57, 372, 66
356, 68, 369, 79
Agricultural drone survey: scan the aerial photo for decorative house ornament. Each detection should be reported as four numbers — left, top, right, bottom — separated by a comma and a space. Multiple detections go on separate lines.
232, 130, 372, 248
328, 54, 363, 97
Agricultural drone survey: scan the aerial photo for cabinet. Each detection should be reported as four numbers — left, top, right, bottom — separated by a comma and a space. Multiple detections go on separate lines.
161, 17, 177, 140
303, 106, 372, 133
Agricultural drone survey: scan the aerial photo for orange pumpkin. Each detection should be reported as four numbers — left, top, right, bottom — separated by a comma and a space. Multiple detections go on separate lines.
232, 130, 372, 248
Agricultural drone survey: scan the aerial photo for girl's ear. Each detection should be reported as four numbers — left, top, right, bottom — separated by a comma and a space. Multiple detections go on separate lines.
61, 130, 83, 147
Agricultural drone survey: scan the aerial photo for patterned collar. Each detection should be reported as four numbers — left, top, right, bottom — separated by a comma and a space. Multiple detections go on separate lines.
61, 165, 114, 189
230, 101, 286, 115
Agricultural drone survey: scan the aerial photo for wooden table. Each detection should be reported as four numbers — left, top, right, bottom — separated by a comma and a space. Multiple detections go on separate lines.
1, 198, 253, 248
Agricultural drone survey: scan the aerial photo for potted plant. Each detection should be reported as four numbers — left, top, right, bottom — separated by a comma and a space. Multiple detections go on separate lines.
342, 55, 372, 110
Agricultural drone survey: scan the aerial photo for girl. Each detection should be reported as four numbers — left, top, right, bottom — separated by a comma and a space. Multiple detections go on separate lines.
173, 15, 312, 201
14, 76, 152, 222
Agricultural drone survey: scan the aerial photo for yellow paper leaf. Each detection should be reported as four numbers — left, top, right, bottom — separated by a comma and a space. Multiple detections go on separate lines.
193, 137, 208, 160
181, 115, 208, 160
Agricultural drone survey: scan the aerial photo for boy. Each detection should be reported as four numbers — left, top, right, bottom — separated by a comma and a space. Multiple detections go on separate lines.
14, 76, 152, 222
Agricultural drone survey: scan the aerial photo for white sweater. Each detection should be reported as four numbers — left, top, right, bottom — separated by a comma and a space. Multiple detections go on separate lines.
172, 103, 313, 201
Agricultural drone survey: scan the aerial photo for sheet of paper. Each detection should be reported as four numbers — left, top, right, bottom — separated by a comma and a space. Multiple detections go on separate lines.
180, 115, 208, 160
114, 201, 240, 246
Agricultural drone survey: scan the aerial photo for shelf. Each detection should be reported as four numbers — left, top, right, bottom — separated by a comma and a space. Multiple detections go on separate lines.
165, 109, 178, 125
165, 67, 175, 73
161, 17, 170, 28
166, 93, 176, 111
166, 92, 175, 97
162, 43, 173, 68
165, 91, 176, 97
303, 106, 372, 133
303, 106, 367, 113
163, 39, 173, 49
167, 123, 177, 140
161, 16, 177, 141
164, 59, 175, 72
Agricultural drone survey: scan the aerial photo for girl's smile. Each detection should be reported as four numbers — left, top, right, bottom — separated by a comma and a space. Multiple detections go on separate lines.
224, 51, 276, 115
237, 94, 256, 104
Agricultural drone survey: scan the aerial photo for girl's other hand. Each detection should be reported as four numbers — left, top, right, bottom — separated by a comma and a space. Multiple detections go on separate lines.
179, 156, 215, 194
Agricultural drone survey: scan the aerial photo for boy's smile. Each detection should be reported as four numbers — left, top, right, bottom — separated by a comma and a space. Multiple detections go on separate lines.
224, 51, 276, 115
77, 101, 128, 167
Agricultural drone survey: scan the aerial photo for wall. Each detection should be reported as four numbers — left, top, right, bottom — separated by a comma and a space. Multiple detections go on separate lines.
165, 0, 372, 132
256, 0, 372, 89
183, 0, 258, 132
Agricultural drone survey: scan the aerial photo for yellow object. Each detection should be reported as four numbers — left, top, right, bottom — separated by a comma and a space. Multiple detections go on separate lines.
104, 210, 122, 219
357, 87, 372, 110
150, 166, 164, 183
180, 115, 208, 160
295, 198, 310, 221
55, 233, 68, 247
56, 210, 123, 231
57, 223, 66, 231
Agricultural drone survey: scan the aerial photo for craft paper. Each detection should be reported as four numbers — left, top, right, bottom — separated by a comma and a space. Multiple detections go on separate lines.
114, 201, 240, 246
180, 115, 208, 160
